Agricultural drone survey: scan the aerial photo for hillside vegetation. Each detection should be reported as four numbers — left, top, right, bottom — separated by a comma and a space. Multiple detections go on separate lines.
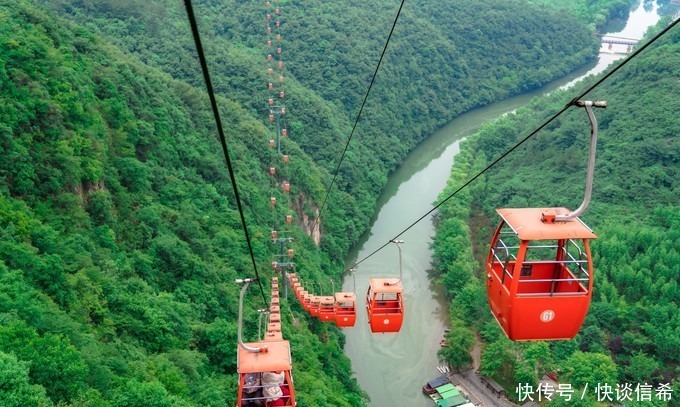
36, 0, 600, 258
0, 2, 363, 406
0, 0, 616, 405
432, 12, 680, 406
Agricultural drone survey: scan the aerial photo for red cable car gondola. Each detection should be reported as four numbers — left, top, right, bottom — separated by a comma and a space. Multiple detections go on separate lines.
366, 240, 405, 333
302, 293, 312, 312
366, 278, 403, 333
296, 288, 306, 303
309, 296, 321, 317
486, 100, 604, 341
269, 310, 281, 323
334, 292, 356, 328
236, 279, 296, 407
318, 296, 335, 322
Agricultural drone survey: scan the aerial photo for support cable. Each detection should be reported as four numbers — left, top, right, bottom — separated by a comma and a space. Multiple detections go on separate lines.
346, 17, 680, 271
312, 0, 406, 232
184, 0, 269, 308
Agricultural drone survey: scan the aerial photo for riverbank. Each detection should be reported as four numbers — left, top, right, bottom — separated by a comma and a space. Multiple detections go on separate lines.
341, 3, 663, 406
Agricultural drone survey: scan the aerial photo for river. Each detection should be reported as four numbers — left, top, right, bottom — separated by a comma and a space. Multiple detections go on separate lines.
341, 3, 661, 407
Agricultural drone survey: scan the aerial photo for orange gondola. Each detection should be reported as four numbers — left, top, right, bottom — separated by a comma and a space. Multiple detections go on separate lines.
318, 296, 335, 322
296, 288, 306, 303
269, 311, 281, 324
236, 279, 296, 407
486, 208, 596, 340
486, 101, 604, 341
366, 240, 405, 333
237, 340, 296, 406
366, 278, 404, 333
309, 296, 321, 317
334, 292, 356, 327
301, 292, 312, 311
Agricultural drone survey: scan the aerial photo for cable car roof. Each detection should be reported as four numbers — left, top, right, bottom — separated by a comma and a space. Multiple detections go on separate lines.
237, 340, 292, 373
335, 292, 356, 302
496, 208, 597, 240
319, 296, 335, 305
368, 278, 403, 293
264, 331, 283, 341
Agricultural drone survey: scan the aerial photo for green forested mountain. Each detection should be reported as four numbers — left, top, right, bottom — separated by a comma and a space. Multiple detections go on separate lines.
0, 0, 628, 406
34, 0, 601, 259
0, 2, 362, 406
432, 12, 680, 406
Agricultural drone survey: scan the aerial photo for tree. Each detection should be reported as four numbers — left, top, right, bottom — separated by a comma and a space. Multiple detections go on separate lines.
562, 351, 618, 389
0, 351, 53, 407
438, 321, 475, 370
624, 352, 660, 384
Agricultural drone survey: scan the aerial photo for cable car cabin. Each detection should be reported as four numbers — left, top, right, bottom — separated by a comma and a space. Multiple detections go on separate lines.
264, 330, 283, 341
318, 296, 335, 322
334, 292, 356, 327
301, 293, 312, 311
295, 287, 305, 301
267, 322, 281, 334
309, 296, 321, 317
237, 340, 296, 406
297, 289, 307, 305
486, 208, 596, 341
288, 277, 298, 290
270, 312, 281, 324
366, 278, 404, 333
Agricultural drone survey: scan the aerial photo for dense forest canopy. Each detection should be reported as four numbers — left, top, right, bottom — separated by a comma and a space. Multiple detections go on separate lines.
34, 0, 602, 259
432, 7, 680, 406
0, 0, 645, 405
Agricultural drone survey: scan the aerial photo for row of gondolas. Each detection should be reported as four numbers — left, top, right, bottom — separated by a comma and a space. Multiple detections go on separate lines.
286, 273, 357, 328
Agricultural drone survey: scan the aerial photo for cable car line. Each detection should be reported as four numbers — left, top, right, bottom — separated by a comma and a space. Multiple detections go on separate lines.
313, 0, 406, 232
184, 0, 269, 308
344, 17, 680, 273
